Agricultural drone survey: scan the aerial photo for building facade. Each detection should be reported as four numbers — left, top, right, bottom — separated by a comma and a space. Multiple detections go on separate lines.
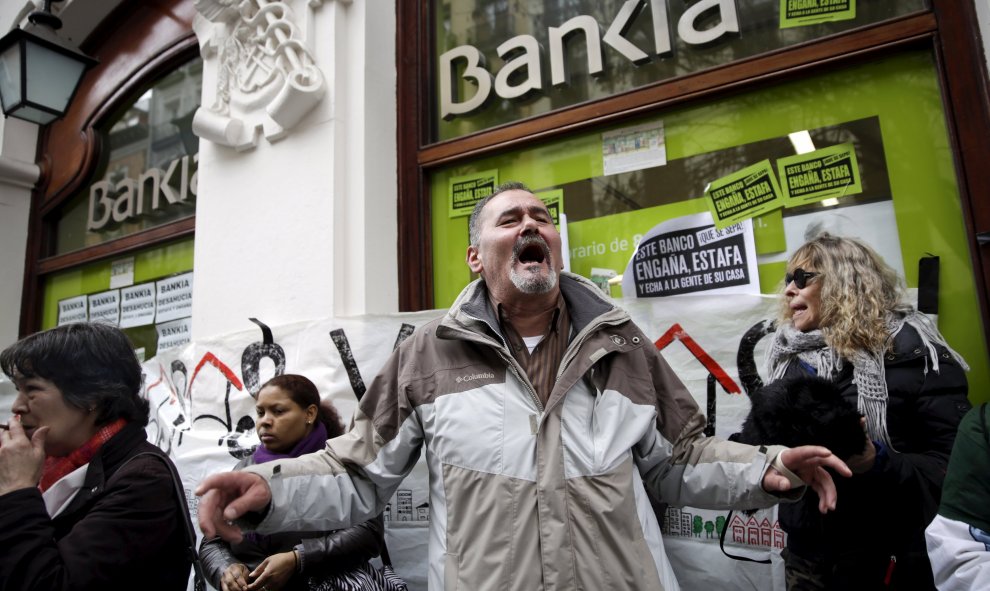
1, 0, 989, 399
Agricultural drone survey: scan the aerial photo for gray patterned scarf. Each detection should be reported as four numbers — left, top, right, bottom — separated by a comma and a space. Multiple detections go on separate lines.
765, 311, 967, 451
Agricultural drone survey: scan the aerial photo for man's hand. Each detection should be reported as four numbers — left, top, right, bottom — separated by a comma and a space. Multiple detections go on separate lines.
195, 472, 272, 542
762, 446, 852, 513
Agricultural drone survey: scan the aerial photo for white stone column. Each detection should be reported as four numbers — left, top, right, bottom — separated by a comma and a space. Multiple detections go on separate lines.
190, 0, 397, 340
0, 116, 40, 347
976, 0, 990, 80
331, 0, 398, 317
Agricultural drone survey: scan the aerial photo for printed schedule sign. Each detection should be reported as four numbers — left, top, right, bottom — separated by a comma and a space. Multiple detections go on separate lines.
622, 212, 760, 298
778, 143, 862, 206
448, 170, 499, 218
602, 121, 667, 176
780, 0, 856, 28
705, 160, 784, 229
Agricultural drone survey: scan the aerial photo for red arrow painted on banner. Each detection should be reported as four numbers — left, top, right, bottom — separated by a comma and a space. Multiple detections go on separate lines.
654, 323, 741, 394
189, 351, 244, 391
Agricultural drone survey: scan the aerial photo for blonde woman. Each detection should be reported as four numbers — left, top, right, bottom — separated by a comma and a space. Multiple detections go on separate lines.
764, 233, 970, 590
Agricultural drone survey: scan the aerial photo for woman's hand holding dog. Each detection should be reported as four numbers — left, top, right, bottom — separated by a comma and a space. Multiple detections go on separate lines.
844, 418, 877, 474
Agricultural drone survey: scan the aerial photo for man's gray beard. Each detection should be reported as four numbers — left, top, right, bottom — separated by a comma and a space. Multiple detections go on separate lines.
510, 265, 558, 294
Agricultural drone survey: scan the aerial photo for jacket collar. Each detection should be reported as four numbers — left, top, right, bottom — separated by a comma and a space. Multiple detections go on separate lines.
55, 423, 150, 521
447, 272, 624, 339
885, 322, 930, 363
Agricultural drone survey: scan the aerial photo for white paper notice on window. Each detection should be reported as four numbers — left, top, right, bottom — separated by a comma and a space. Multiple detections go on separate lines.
88, 289, 121, 326
57, 295, 88, 326
119, 283, 157, 328
109, 256, 135, 289
602, 121, 666, 176
156, 317, 192, 352
156, 272, 193, 323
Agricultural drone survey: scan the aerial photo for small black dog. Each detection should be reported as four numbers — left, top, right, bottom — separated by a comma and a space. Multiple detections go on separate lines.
734, 375, 867, 461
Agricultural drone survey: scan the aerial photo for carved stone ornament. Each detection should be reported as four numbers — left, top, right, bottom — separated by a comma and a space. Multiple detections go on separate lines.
192, 0, 330, 151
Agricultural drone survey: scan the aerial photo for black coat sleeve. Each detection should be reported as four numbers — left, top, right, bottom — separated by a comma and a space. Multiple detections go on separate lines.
298, 513, 384, 573
0, 456, 187, 591
865, 342, 971, 528
199, 536, 242, 589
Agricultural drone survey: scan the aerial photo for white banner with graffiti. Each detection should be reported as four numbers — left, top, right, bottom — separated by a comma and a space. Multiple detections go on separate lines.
141, 293, 791, 591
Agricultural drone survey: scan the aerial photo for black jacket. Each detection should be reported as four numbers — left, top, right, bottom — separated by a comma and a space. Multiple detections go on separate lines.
0, 423, 192, 591
777, 324, 970, 589
198, 455, 384, 590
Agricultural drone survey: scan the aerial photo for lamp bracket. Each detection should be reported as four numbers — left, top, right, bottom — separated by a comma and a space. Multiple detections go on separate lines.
28, 0, 64, 31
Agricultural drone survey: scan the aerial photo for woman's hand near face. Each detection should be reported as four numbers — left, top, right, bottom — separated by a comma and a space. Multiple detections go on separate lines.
221, 563, 251, 591
0, 416, 48, 496
246, 551, 296, 590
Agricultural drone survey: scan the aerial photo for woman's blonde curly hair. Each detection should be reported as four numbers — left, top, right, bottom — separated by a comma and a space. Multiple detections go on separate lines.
779, 233, 912, 357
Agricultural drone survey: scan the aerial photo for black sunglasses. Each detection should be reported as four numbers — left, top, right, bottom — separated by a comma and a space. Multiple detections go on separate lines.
785, 268, 820, 289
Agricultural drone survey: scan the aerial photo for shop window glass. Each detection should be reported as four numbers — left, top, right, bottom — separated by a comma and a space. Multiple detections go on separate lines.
41, 238, 194, 359
52, 58, 202, 254
433, 0, 929, 141
428, 50, 989, 396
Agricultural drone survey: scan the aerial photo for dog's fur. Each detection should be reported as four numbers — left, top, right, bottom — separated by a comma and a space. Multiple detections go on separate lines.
734, 375, 867, 461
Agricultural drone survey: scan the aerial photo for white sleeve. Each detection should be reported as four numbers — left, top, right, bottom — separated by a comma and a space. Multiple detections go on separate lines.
926, 514, 990, 591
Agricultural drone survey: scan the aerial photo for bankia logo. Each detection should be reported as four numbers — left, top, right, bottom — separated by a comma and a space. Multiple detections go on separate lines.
455, 372, 495, 384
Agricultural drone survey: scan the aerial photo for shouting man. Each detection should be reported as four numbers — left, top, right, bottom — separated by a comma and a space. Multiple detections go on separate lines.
197, 182, 849, 590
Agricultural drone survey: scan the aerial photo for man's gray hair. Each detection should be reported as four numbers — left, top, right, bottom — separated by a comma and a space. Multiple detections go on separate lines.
468, 181, 532, 246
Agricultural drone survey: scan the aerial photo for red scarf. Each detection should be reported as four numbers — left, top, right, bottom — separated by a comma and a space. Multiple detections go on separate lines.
39, 418, 127, 492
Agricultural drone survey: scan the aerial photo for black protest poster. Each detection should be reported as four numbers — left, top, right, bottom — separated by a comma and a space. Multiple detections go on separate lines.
622, 213, 758, 298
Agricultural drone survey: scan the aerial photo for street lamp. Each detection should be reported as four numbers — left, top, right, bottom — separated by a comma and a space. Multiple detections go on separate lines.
0, 0, 97, 125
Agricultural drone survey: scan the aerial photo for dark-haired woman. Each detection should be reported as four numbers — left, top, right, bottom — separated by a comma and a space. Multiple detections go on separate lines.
0, 322, 192, 590
199, 374, 384, 591
765, 233, 970, 590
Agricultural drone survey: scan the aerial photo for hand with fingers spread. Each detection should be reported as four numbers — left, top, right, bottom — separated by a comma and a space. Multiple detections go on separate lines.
195, 471, 271, 542
762, 445, 852, 513
0, 415, 48, 496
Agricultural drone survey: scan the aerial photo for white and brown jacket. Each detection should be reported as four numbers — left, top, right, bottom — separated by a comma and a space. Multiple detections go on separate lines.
244, 273, 789, 590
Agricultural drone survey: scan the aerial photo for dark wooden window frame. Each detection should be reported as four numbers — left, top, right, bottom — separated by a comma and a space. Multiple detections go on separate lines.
396, 0, 990, 343
19, 0, 199, 336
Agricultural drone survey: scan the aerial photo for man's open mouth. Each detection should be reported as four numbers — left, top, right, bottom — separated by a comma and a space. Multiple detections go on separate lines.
514, 236, 550, 266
